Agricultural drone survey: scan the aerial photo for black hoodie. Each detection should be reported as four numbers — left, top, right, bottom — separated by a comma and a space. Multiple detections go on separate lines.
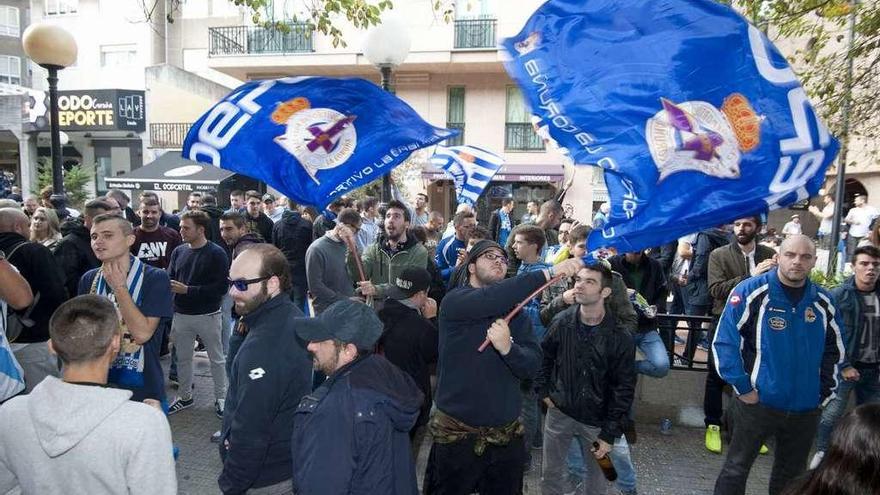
272, 210, 313, 288
1, 233, 68, 342
55, 219, 100, 300
378, 298, 438, 428
200, 205, 224, 245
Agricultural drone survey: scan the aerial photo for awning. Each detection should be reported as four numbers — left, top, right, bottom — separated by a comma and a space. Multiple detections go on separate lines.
422, 163, 564, 183
105, 152, 235, 193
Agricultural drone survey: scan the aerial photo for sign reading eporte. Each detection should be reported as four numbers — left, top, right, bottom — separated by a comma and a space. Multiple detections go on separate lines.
55, 89, 146, 132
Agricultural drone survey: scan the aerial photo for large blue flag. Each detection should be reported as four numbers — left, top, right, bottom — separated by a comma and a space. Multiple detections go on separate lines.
430, 145, 505, 205
182, 77, 457, 209
502, 0, 839, 252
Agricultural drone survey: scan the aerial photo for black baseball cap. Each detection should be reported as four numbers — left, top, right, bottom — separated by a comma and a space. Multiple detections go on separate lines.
387, 267, 431, 300
295, 299, 382, 349
262, 193, 276, 203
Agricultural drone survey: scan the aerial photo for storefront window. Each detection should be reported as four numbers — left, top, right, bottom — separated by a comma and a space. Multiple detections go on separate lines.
95, 156, 111, 195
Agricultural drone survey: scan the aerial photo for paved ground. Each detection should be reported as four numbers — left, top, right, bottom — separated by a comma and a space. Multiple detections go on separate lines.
167, 354, 774, 494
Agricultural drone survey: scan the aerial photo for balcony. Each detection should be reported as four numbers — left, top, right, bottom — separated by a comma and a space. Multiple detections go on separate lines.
149, 123, 192, 149
209, 24, 314, 56
453, 17, 497, 49
505, 123, 545, 151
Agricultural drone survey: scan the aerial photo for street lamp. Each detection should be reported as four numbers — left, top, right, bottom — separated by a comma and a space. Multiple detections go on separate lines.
22, 23, 78, 199
364, 16, 411, 202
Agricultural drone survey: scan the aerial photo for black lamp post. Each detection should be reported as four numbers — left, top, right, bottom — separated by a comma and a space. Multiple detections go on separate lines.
23, 23, 78, 199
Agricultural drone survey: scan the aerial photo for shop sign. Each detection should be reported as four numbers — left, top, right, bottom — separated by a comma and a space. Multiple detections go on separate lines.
54, 89, 146, 132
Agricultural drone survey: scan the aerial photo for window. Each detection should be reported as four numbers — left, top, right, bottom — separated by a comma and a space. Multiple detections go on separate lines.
0, 56, 21, 85
46, 0, 78, 15
446, 87, 465, 146
0, 7, 19, 37
505, 86, 544, 151
100, 45, 137, 67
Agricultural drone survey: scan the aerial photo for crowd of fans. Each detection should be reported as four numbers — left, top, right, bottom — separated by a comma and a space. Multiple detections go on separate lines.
0, 185, 877, 495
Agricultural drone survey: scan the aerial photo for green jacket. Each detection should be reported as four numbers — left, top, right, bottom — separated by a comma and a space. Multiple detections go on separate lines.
353, 233, 429, 299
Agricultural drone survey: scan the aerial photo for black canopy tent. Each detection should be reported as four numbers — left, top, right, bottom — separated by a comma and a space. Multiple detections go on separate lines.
105, 153, 263, 207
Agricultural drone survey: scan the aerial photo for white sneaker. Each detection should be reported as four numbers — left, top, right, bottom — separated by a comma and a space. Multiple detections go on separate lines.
809, 451, 824, 470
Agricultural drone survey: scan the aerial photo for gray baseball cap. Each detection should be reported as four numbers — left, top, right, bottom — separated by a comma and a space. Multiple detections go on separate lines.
295, 299, 382, 349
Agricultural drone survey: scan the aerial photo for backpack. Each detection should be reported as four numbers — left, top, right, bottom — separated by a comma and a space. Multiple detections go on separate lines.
5, 242, 41, 343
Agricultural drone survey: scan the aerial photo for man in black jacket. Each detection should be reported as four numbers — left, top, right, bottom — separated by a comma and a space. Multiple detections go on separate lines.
536, 263, 636, 495
423, 240, 582, 494
219, 244, 312, 495
377, 267, 438, 455
272, 208, 313, 313
0, 208, 67, 392
488, 198, 515, 246
243, 190, 275, 242
55, 199, 113, 299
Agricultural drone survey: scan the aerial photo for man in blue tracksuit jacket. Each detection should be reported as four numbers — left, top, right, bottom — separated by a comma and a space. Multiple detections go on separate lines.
712, 235, 846, 495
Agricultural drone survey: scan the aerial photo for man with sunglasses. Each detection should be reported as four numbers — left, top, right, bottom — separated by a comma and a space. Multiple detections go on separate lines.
218, 244, 312, 495
423, 239, 583, 494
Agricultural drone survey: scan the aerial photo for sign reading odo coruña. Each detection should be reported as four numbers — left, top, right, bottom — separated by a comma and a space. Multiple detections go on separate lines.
54, 89, 146, 132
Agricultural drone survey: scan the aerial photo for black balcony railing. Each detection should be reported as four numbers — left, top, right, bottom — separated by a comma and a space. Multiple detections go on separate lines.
656, 313, 715, 371
149, 123, 192, 149
504, 123, 545, 151
445, 123, 464, 146
454, 17, 497, 49
209, 24, 314, 56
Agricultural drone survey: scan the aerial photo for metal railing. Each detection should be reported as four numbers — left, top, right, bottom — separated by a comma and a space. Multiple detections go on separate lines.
504, 123, 545, 151
656, 313, 715, 371
209, 24, 314, 56
149, 123, 192, 149
453, 17, 497, 49
445, 123, 464, 146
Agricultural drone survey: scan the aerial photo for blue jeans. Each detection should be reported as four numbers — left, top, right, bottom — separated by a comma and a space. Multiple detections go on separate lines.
521, 388, 541, 464
634, 330, 670, 378
816, 366, 880, 451
567, 435, 637, 492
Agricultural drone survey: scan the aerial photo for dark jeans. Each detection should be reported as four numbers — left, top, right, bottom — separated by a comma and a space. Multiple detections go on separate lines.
714, 400, 819, 495
423, 434, 525, 495
704, 316, 726, 427
290, 285, 308, 315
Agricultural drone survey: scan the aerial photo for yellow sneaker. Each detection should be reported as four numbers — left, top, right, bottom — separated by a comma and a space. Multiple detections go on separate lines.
760, 444, 770, 455
705, 425, 722, 454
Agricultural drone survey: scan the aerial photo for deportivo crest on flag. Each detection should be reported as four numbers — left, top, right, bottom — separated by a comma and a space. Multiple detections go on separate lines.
430, 145, 504, 205
502, 0, 839, 253
182, 77, 458, 210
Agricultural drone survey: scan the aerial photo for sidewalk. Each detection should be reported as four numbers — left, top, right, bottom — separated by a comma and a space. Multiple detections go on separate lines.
168, 354, 774, 494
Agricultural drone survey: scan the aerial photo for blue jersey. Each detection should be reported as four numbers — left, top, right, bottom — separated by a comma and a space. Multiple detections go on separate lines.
712, 269, 846, 412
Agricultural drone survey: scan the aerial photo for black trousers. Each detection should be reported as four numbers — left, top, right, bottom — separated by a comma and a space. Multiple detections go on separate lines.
713, 400, 819, 495
423, 435, 525, 495
704, 316, 726, 427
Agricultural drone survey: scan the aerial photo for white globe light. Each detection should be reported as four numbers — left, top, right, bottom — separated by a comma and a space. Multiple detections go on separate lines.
363, 16, 411, 67
22, 23, 78, 68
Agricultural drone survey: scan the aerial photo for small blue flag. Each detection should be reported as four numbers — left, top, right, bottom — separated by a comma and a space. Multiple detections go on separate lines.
502, 0, 839, 252
182, 77, 457, 209
430, 145, 505, 205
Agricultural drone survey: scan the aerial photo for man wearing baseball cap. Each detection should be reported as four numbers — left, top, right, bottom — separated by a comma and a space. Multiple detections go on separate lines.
291, 299, 424, 494
377, 267, 439, 455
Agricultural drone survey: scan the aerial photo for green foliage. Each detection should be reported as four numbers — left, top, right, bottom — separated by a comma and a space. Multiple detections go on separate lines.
810, 267, 846, 288
231, 0, 394, 48
34, 157, 92, 209
725, 0, 880, 151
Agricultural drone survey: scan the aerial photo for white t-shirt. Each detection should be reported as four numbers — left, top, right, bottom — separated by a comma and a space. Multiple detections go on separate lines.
846, 206, 879, 238
782, 221, 802, 235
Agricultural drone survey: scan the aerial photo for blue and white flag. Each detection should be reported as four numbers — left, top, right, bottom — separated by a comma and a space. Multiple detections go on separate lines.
430, 145, 504, 205
502, 0, 839, 252
183, 77, 457, 210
